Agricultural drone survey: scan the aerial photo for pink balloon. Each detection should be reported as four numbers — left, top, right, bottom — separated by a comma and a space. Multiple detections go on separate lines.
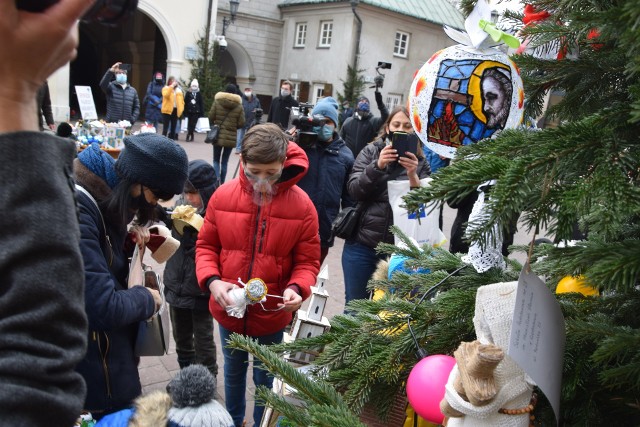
406, 354, 456, 424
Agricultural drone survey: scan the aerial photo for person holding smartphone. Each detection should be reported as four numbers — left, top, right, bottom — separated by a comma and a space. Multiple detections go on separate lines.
341, 106, 431, 306
161, 76, 185, 140
99, 61, 140, 124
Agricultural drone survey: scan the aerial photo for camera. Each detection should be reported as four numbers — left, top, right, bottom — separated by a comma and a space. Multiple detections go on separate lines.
290, 103, 324, 148
371, 61, 392, 90
16, 0, 138, 24
217, 36, 228, 51
248, 108, 263, 129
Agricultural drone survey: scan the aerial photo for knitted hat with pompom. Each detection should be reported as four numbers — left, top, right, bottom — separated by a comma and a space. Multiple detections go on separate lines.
166, 365, 234, 427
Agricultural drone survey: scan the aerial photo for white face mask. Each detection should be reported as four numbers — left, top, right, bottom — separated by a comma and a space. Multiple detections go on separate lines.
245, 91, 252, 97
280, 89, 290, 97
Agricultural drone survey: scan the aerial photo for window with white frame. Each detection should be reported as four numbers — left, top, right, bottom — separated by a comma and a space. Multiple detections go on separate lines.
291, 82, 301, 101
386, 93, 403, 111
294, 23, 307, 47
319, 21, 333, 47
394, 31, 410, 57
312, 84, 325, 105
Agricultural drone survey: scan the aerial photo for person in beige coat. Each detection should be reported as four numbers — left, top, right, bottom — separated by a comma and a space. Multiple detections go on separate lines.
208, 84, 245, 183
162, 76, 185, 140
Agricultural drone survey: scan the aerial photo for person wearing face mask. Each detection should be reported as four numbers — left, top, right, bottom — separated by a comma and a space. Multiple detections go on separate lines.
143, 71, 164, 131
341, 106, 430, 307
162, 76, 185, 140
236, 86, 262, 153
184, 79, 204, 142
100, 62, 140, 124
296, 97, 355, 264
267, 80, 299, 130
163, 160, 219, 379
74, 134, 189, 420
196, 123, 320, 427
339, 90, 389, 158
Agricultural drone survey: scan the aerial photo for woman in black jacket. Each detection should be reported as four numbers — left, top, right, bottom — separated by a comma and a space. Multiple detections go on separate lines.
74, 135, 188, 419
341, 106, 431, 306
184, 79, 204, 141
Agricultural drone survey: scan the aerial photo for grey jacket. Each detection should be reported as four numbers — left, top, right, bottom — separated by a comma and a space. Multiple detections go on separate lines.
0, 132, 88, 426
100, 70, 141, 123
347, 138, 431, 248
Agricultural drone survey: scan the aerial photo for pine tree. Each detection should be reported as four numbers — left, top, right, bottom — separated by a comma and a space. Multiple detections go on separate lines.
232, 0, 640, 424
337, 58, 367, 126
184, 30, 227, 113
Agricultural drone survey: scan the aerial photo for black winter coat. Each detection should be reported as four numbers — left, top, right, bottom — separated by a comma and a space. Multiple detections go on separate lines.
267, 94, 299, 130
184, 90, 204, 116
339, 91, 389, 158
164, 160, 217, 310
74, 161, 155, 417
297, 134, 355, 247
100, 70, 140, 123
347, 138, 431, 249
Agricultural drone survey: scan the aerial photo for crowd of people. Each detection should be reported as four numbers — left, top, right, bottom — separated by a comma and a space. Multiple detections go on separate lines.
3, 1, 490, 427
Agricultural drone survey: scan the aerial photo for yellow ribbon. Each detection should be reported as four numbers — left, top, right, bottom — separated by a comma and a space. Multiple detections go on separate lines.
171, 204, 198, 220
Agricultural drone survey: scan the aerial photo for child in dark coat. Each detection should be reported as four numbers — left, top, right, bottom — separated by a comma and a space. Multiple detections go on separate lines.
163, 160, 219, 377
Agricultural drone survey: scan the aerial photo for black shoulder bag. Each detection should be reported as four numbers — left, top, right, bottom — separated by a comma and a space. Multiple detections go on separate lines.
205, 109, 233, 145
331, 160, 404, 240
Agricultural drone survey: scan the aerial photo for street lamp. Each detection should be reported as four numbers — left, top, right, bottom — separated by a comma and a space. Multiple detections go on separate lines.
221, 0, 240, 36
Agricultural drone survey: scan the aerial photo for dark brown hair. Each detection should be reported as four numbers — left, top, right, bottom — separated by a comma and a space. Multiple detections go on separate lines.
376, 105, 424, 157
241, 123, 288, 164
281, 80, 293, 91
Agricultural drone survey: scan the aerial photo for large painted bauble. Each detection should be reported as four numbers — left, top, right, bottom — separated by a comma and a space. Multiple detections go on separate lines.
556, 275, 599, 296
409, 45, 525, 159
406, 354, 456, 424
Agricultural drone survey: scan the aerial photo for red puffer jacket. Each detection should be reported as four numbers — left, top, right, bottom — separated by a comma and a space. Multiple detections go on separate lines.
196, 142, 320, 336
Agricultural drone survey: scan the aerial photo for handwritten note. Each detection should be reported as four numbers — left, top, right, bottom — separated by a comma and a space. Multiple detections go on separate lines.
75, 86, 98, 121
509, 265, 565, 425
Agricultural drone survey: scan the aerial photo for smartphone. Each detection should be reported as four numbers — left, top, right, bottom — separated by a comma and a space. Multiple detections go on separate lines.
119, 63, 132, 72
392, 132, 418, 158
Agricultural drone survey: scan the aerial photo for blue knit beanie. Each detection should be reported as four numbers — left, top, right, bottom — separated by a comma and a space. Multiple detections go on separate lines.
78, 143, 119, 189
312, 97, 340, 126
116, 133, 188, 196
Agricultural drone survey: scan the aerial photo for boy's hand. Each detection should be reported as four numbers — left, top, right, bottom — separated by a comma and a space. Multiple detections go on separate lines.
278, 288, 302, 312
210, 280, 239, 307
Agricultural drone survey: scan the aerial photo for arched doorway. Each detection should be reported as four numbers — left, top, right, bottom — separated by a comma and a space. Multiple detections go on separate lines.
70, 9, 167, 120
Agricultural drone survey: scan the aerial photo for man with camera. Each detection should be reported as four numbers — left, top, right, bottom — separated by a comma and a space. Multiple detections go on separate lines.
295, 97, 355, 264
340, 89, 389, 158
100, 61, 140, 124
267, 80, 299, 130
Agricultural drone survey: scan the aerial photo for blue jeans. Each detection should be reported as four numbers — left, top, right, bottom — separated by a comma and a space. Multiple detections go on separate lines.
341, 240, 384, 307
219, 325, 284, 427
213, 145, 233, 183
236, 127, 246, 153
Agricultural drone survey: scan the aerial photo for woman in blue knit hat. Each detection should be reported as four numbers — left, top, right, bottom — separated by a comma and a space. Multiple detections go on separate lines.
74, 136, 188, 420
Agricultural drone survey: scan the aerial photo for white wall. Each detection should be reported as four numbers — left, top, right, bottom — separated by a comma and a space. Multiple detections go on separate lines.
277, 3, 457, 107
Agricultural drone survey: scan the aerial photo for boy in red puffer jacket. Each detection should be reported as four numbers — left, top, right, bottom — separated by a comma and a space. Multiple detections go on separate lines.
196, 123, 320, 427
